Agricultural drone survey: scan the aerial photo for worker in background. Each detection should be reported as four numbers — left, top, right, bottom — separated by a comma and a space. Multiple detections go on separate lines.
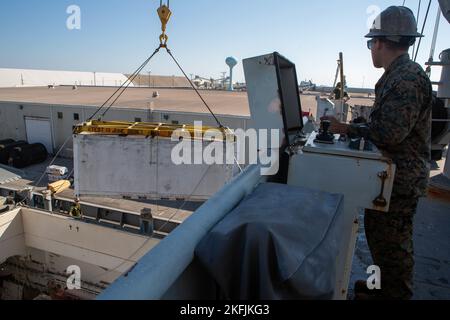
5, 191, 15, 206
69, 197, 82, 219
332, 82, 350, 101
323, 6, 432, 300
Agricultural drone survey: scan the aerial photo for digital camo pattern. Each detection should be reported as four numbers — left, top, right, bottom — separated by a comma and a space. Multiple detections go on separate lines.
368, 53, 432, 198
365, 195, 419, 300
361, 53, 432, 300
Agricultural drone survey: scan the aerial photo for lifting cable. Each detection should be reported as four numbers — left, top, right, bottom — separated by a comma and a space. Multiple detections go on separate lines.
17, 2, 246, 285
88, 0, 172, 121
414, 0, 432, 62
16, 47, 162, 206
165, 47, 224, 128
412, 0, 422, 59
88, 47, 160, 120
94, 0, 223, 127
99, 47, 161, 118
18, 1, 229, 215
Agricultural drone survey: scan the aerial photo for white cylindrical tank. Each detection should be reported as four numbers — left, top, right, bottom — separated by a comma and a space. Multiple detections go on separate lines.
438, 49, 450, 99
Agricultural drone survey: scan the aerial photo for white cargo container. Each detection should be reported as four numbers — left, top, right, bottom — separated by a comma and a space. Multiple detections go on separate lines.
73, 132, 239, 201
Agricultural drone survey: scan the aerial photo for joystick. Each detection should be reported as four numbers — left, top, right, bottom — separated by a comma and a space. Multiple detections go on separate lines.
314, 120, 335, 144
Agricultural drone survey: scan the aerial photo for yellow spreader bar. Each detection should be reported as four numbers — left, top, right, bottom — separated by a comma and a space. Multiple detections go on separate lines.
74, 120, 234, 141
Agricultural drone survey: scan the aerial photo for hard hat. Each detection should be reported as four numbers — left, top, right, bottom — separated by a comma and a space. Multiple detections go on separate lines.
365, 6, 423, 41
439, 0, 450, 24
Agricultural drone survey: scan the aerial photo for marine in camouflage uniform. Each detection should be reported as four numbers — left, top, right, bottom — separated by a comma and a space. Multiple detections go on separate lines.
69, 198, 82, 219
359, 6, 433, 300
363, 52, 432, 300
325, 6, 433, 299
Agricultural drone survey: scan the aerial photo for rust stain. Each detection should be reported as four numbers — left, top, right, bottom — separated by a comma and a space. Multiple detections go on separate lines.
428, 187, 450, 203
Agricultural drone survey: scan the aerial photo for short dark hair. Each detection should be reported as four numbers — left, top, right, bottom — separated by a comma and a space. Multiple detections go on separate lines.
380, 37, 415, 51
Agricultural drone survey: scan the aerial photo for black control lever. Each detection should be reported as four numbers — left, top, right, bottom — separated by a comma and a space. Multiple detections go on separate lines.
373, 171, 388, 207
314, 120, 335, 144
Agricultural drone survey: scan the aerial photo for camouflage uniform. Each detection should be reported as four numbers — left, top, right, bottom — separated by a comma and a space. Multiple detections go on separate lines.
69, 203, 82, 219
363, 53, 432, 299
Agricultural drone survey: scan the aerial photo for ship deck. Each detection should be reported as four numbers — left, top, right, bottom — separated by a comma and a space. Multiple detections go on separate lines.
1, 152, 449, 300
0, 157, 201, 231
350, 155, 450, 300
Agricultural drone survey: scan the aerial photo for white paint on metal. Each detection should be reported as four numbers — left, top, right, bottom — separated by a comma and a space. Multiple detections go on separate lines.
0, 207, 160, 292
288, 132, 395, 299
438, 49, 450, 99
0, 207, 163, 299
0, 208, 26, 265
243, 53, 286, 148
21, 209, 159, 273
315, 98, 350, 123
316, 97, 336, 119
73, 134, 238, 200
302, 133, 387, 161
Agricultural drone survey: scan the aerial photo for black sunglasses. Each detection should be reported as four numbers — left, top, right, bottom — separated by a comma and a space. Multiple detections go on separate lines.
367, 38, 379, 50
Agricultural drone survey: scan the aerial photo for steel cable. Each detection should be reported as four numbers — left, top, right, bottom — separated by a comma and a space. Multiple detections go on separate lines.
414, 0, 432, 62
100, 47, 161, 118
16, 48, 162, 207
165, 47, 224, 128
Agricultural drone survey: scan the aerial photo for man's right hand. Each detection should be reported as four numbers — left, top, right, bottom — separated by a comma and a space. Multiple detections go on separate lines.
320, 116, 349, 134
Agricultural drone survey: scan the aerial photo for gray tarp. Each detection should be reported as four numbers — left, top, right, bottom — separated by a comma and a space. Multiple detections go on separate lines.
195, 183, 344, 300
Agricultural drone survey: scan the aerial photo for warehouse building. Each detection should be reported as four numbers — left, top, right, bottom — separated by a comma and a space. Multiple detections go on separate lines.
0, 85, 375, 158
0, 68, 132, 88
0, 86, 251, 157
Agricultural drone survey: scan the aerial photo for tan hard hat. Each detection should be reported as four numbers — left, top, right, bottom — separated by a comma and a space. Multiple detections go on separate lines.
365, 6, 423, 41
439, 0, 450, 24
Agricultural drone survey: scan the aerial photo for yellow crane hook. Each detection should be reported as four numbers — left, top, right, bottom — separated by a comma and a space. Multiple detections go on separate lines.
157, 1, 172, 47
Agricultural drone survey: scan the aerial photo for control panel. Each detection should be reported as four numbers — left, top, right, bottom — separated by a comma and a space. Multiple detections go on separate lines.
303, 131, 384, 161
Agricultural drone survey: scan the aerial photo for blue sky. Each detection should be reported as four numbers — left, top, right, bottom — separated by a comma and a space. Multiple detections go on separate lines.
0, 0, 448, 88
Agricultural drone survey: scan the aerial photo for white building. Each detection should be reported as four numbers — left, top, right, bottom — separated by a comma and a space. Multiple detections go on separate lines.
0, 68, 132, 88
0, 86, 250, 157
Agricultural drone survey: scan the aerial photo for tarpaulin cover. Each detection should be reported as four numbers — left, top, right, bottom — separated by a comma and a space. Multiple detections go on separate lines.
195, 183, 344, 300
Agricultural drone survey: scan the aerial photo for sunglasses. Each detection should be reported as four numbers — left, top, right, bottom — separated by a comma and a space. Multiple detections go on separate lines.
367, 39, 378, 50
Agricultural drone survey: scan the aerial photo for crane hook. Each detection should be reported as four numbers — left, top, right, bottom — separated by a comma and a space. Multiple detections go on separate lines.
157, 1, 172, 47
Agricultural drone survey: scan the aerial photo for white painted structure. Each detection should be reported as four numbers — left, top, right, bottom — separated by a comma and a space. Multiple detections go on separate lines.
288, 132, 395, 299
0, 68, 132, 88
315, 97, 350, 122
0, 103, 248, 159
0, 207, 159, 299
73, 134, 239, 200
0, 87, 250, 158
243, 52, 396, 299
